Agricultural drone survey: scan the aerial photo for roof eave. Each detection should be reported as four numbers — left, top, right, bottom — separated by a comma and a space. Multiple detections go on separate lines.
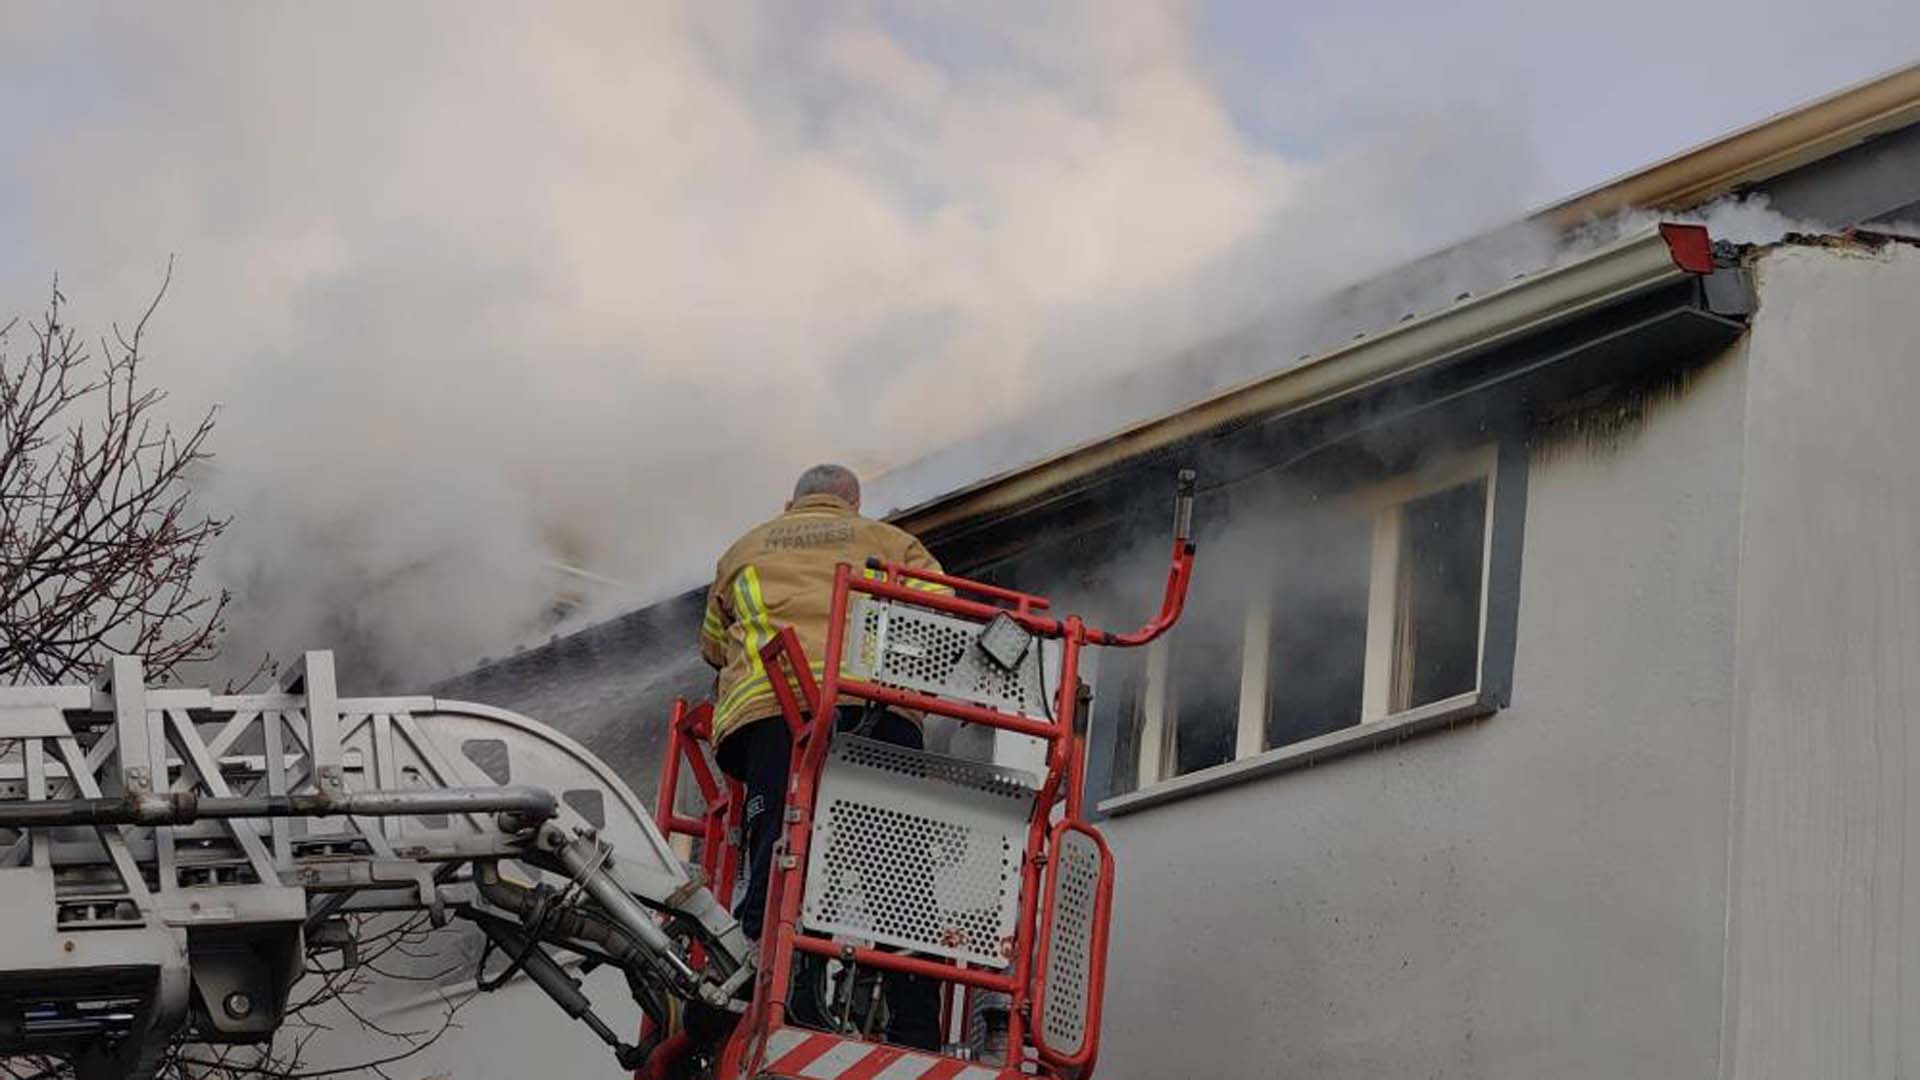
891, 224, 1704, 536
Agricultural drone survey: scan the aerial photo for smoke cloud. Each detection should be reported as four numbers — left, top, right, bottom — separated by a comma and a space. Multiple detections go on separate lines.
0, 2, 1563, 688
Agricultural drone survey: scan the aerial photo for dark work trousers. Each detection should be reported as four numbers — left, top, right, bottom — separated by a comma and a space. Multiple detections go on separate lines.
716, 706, 943, 1051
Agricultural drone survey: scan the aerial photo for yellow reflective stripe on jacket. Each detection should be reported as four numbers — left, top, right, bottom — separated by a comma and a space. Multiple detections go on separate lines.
700, 603, 727, 645
713, 658, 831, 730
715, 673, 769, 720
862, 564, 952, 594
717, 565, 782, 722
732, 567, 773, 679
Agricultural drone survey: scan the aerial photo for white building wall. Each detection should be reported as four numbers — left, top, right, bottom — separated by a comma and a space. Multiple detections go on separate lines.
1722, 242, 1920, 1080
1094, 326, 1752, 1079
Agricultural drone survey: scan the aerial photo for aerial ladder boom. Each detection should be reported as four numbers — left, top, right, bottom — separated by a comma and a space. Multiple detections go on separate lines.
0, 652, 753, 1078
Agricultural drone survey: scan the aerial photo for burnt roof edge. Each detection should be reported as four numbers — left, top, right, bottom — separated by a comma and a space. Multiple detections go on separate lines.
890, 225, 1703, 537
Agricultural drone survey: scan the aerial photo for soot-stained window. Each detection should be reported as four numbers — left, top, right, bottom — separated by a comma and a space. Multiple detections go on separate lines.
1168, 584, 1244, 776
1395, 478, 1488, 710
1136, 490, 1244, 784
1103, 651, 1147, 797
1108, 446, 1505, 803
1265, 511, 1371, 750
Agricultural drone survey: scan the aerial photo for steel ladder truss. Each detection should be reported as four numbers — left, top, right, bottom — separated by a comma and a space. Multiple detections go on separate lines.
651, 472, 1198, 1080
0, 651, 754, 1080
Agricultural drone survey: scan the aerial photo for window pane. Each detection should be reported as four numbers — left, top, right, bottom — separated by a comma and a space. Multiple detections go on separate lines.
1104, 651, 1145, 796
1169, 567, 1243, 777
1266, 511, 1371, 749
1399, 478, 1488, 707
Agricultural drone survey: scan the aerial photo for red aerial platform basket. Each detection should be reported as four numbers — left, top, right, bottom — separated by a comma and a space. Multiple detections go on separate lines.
645, 472, 1197, 1080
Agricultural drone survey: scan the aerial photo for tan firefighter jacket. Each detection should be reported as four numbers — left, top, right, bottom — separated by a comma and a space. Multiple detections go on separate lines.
700, 493, 949, 746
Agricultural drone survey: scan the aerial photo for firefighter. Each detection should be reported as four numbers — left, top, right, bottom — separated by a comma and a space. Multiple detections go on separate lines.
700, 463, 945, 1050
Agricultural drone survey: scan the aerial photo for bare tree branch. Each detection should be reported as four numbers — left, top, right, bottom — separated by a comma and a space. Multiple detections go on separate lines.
1, 271, 231, 685
0, 274, 398, 1080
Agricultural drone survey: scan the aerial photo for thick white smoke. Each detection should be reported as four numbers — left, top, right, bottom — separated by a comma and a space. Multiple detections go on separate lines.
0, 2, 1563, 687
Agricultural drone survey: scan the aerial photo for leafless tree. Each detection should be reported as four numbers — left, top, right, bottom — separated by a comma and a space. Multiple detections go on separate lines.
1, 275, 475, 1079
0, 267, 230, 685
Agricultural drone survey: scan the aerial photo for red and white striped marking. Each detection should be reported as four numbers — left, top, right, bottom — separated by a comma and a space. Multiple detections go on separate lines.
757, 1028, 1001, 1080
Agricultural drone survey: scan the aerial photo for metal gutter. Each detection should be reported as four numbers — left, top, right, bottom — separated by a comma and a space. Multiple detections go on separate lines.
1537, 61, 1920, 227
893, 224, 1707, 536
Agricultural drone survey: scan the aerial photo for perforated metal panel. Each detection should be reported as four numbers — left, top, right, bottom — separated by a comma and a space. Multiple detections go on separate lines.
844, 595, 1057, 718
802, 736, 1035, 968
1038, 827, 1106, 1059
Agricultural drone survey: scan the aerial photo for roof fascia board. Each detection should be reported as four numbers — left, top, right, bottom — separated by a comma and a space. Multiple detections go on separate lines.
893, 226, 1694, 536
1537, 62, 1920, 227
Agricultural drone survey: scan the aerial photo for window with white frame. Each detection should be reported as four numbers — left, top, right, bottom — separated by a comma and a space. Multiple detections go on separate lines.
1123, 447, 1498, 792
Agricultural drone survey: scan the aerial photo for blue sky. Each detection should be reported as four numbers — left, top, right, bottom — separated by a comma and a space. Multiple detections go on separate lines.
1194, 0, 1918, 199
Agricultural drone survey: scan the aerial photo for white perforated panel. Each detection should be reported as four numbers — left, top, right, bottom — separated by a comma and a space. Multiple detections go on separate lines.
844, 596, 1057, 718
802, 737, 1035, 968
1039, 828, 1105, 1058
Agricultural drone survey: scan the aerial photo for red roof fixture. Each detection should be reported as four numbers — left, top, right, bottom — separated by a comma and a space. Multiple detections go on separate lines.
1658, 222, 1715, 274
